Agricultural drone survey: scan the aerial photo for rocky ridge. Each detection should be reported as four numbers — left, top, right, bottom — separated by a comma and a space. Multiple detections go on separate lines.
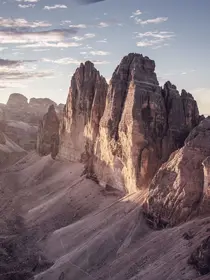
58, 53, 200, 193
0, 93, 64, 151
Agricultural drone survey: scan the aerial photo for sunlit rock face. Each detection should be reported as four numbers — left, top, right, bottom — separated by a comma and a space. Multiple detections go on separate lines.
90, 54, 199, 192
58, 61, 108, 162
58, 53, 199, 193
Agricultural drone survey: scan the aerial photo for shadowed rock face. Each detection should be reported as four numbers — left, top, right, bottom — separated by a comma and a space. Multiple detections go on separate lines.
37, 105, 60, 159
188, 236, 210, 275
144, 117, 210, 227
58, 61, 108, 161
91, 54, 199, 192
58, 53, 200, 193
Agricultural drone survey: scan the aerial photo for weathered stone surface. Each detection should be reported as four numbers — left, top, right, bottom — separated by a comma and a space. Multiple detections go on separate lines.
37, 105, 59, 158
7, 93, 28, 109
58, 53, 200, 193
144, 117, 210, 227
58, 61, 108, 161
90, 54, 200, 192
188, 236, 210, 275
1, 94, 64, 151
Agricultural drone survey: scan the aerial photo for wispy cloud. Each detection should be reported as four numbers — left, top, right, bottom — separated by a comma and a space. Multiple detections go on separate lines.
18, 42, 81, 48
0, 17, 51, 28
98, 22, 109, 28
0, 28, 77, 44
0, 57, 53, 88
18, 4, 35, 8
43, 4, 67, 10
96, 38, 107, 43
60, 20, 72, 26
92, 60, 110, 65
16, 0, 39, 2
72, 33, 95, 41
135, 31, 175, 39
130, 9, 142, 18
69, 24, 87, 28
135, 17, 168, 25
43, 57, 81, 65
0, 58, 35, 69
135, 31, 175, 48
90, 50, 110, 55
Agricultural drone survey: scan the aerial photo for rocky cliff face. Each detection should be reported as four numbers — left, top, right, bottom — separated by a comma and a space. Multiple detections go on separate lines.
0, 93, 64, 151
58, 61, 108, 161
58, 53, 199, 193
144, 117, 210, 227
3, 93, 64, 124
37, 105, 59, 159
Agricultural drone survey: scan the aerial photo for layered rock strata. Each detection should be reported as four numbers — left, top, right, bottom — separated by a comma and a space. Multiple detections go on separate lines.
58, 53, 199, 193
37, 105, 60, 159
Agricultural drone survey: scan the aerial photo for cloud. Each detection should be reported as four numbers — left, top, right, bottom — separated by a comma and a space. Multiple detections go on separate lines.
0, 70, 53, 80
72, 33, 95, 41
135, 17, 168, 25
16, 0, 39, 2
76, 0, 105, 4
80, 44, 93, 50
60, 20, 72, 26
18, 4, 35, 8
0, 17, 51, 28
69, 24, 87, 28
0, 47, 8, 51
92, 60, 110, 65
43, 4, 67, 10
130, 9, 142, 18
135, 31, 175, 48
43, 57, 81, 65
0, 28, 77, 44
0, 58, 35, 68
18, 42, 81, 48
97, 19, 123, 28
89, 50, 110, 56
135, 31, 175, 39
42, 57, 110, 66
98, 22, 109, 28
0, 57, 53, 88
96, 38, 107, 43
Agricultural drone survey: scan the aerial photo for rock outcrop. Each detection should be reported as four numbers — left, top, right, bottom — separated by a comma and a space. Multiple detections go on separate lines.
37, 105, 60, 159
58, 61, 108, 161
0, 94, 64, 151
188, 236, 210, 275
7, 93, 28, 109
144, 117, 210, 227
58, 53, 200, 193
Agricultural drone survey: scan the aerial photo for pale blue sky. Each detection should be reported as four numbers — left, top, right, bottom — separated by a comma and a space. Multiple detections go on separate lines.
0, 0, 210, 114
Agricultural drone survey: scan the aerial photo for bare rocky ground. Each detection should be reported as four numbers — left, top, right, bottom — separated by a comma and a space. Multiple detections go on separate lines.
0, 152, 210, 280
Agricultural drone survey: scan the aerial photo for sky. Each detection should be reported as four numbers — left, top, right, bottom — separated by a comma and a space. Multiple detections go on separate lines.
0, 0, 210, 115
